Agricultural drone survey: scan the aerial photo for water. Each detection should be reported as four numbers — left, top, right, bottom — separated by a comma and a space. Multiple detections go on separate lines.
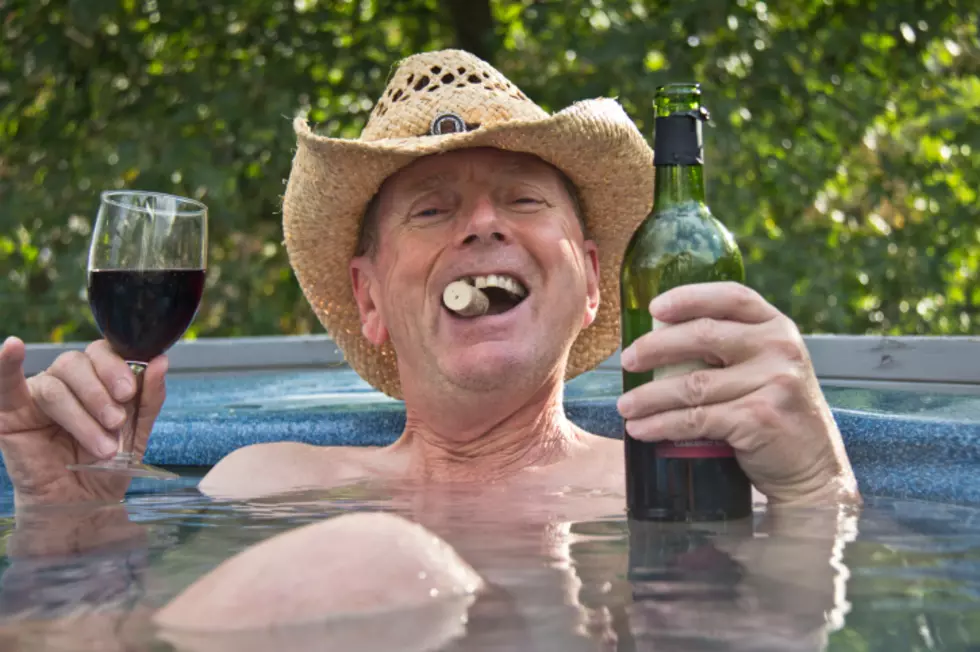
1, 475, 980, 651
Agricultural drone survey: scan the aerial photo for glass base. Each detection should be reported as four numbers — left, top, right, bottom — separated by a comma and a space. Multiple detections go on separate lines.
67, 458, 180, 480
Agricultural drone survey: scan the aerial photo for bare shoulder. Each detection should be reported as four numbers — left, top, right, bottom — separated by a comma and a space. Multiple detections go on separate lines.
198, 442, 383, 500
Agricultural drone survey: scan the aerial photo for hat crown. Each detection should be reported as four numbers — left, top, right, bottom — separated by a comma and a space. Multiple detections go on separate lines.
362, 50, 549, 141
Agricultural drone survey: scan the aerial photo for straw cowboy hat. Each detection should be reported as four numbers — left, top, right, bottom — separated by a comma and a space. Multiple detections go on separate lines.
282, 49, 654, 399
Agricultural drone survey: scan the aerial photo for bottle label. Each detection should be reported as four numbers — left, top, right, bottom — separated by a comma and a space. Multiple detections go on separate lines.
652, 318, 735, 459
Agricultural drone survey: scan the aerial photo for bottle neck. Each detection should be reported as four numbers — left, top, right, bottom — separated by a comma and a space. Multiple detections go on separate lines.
652, 111, 707, 209
653, 164, 705, 209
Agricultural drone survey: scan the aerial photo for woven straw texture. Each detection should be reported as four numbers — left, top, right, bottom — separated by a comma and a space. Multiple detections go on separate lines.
282, 49, 654, 399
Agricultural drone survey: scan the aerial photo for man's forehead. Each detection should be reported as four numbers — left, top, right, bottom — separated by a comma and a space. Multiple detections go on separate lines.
386, 148, 559, 193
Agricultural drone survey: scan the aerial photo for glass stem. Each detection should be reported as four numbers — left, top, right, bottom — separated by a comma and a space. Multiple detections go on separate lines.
114, 362, 147, 463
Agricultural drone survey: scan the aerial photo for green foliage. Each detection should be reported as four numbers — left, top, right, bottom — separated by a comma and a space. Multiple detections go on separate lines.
1, 0, 977, 342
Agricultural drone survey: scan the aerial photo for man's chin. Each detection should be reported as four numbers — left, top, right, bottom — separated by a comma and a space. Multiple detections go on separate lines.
439, 350, 545, 393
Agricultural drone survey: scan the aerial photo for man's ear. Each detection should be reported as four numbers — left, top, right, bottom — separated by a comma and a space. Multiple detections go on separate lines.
582, 240, 600, 328
349, 256, 389, 346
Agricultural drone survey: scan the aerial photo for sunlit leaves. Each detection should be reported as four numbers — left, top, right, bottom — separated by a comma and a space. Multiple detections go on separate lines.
0, 0, 977, 344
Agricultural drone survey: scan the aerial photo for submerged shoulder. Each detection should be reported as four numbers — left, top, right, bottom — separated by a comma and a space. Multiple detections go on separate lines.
197, 442, 375, 500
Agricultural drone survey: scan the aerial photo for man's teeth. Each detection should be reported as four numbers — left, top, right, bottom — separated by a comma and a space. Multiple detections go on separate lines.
468, 274, 527, 297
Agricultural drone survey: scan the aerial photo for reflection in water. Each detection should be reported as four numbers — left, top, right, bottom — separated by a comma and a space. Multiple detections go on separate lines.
0, 485, 978, 651
623, 508, 857, 651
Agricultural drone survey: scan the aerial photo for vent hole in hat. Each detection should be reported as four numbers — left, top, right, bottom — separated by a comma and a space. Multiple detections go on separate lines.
430, 65, 442, 74
456, 83, 466, 88
441, 73, 455, 84
392, 89, 403, 101
457, 66, 466, 73
467, 74, 481, 84
427, 84, 441, 92
414, 75, 430, 91
407, 74, 415, 85
482, 72, 490, 78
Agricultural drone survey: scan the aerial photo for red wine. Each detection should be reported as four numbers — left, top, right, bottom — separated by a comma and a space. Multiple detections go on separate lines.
624, 451, 752, 521
88, 269, 205, 362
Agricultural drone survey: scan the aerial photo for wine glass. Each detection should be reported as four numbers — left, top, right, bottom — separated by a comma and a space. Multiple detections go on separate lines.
66, 190, 208, 480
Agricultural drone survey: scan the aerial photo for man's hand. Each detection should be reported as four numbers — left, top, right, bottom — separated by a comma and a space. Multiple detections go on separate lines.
0, 336, 168, 508
616, 282, 861, 507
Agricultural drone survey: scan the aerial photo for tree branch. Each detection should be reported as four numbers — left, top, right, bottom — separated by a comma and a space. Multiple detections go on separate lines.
441, 0, 497, 63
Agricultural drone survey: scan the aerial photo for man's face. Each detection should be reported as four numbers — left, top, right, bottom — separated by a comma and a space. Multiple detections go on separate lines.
349, 148, 600, 395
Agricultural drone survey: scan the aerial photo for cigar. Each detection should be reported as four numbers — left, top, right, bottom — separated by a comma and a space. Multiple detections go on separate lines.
442, 281, 489, 317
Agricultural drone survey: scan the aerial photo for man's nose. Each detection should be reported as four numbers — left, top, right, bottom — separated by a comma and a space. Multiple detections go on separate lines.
457, 196, 507, 246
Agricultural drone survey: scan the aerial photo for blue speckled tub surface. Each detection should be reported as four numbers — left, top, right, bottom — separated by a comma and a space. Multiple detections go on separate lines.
5, 368, 976, 506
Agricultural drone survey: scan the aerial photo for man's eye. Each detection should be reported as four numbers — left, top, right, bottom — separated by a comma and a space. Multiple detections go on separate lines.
413, 207, 446, 218
514, 197, 543, 205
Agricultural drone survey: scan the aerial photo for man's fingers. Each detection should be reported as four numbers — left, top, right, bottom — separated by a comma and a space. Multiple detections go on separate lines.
624, 398, 737, 445
86, 340, 139, 402
617, 358, 771, 421
30, 374, 118, 458
0, 336, 32, 413
650, 282, 781, 325
622, 318, 762, 373
48, 350, 128, 432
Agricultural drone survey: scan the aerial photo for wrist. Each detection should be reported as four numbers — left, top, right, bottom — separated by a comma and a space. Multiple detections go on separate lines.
767, 471, 863, 510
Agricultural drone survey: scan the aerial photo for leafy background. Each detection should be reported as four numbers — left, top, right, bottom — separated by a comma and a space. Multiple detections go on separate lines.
1, 0, 977, 345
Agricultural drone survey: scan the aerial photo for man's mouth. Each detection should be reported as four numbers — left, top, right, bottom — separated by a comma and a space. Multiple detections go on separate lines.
442, 274, 528, 317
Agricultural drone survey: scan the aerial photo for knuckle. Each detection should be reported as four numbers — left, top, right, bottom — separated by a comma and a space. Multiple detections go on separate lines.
33, 374, 65, 406
729, 281, 758, 306
770, 366, 803, 393
744, 395, 782, 430
682, 369, 711, 406
683, 404, 709, 437
692, 317, 718, 348
768, 318, 807, 363
50, 349, 86, 374
772, 334, 807, 366
87, 339, 121, 369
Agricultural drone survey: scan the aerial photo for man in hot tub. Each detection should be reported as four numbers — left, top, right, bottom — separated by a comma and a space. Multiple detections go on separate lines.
0, 49, 860, 634
1, 47, 859, 511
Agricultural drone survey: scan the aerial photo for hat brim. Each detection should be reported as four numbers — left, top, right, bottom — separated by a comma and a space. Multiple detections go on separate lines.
282, 98, 654, 399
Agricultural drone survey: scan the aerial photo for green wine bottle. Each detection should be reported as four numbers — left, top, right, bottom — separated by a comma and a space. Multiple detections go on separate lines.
621, 83, 752, 522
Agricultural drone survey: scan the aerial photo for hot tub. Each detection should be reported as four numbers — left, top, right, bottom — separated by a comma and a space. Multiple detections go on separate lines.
1, 337, 979, 651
